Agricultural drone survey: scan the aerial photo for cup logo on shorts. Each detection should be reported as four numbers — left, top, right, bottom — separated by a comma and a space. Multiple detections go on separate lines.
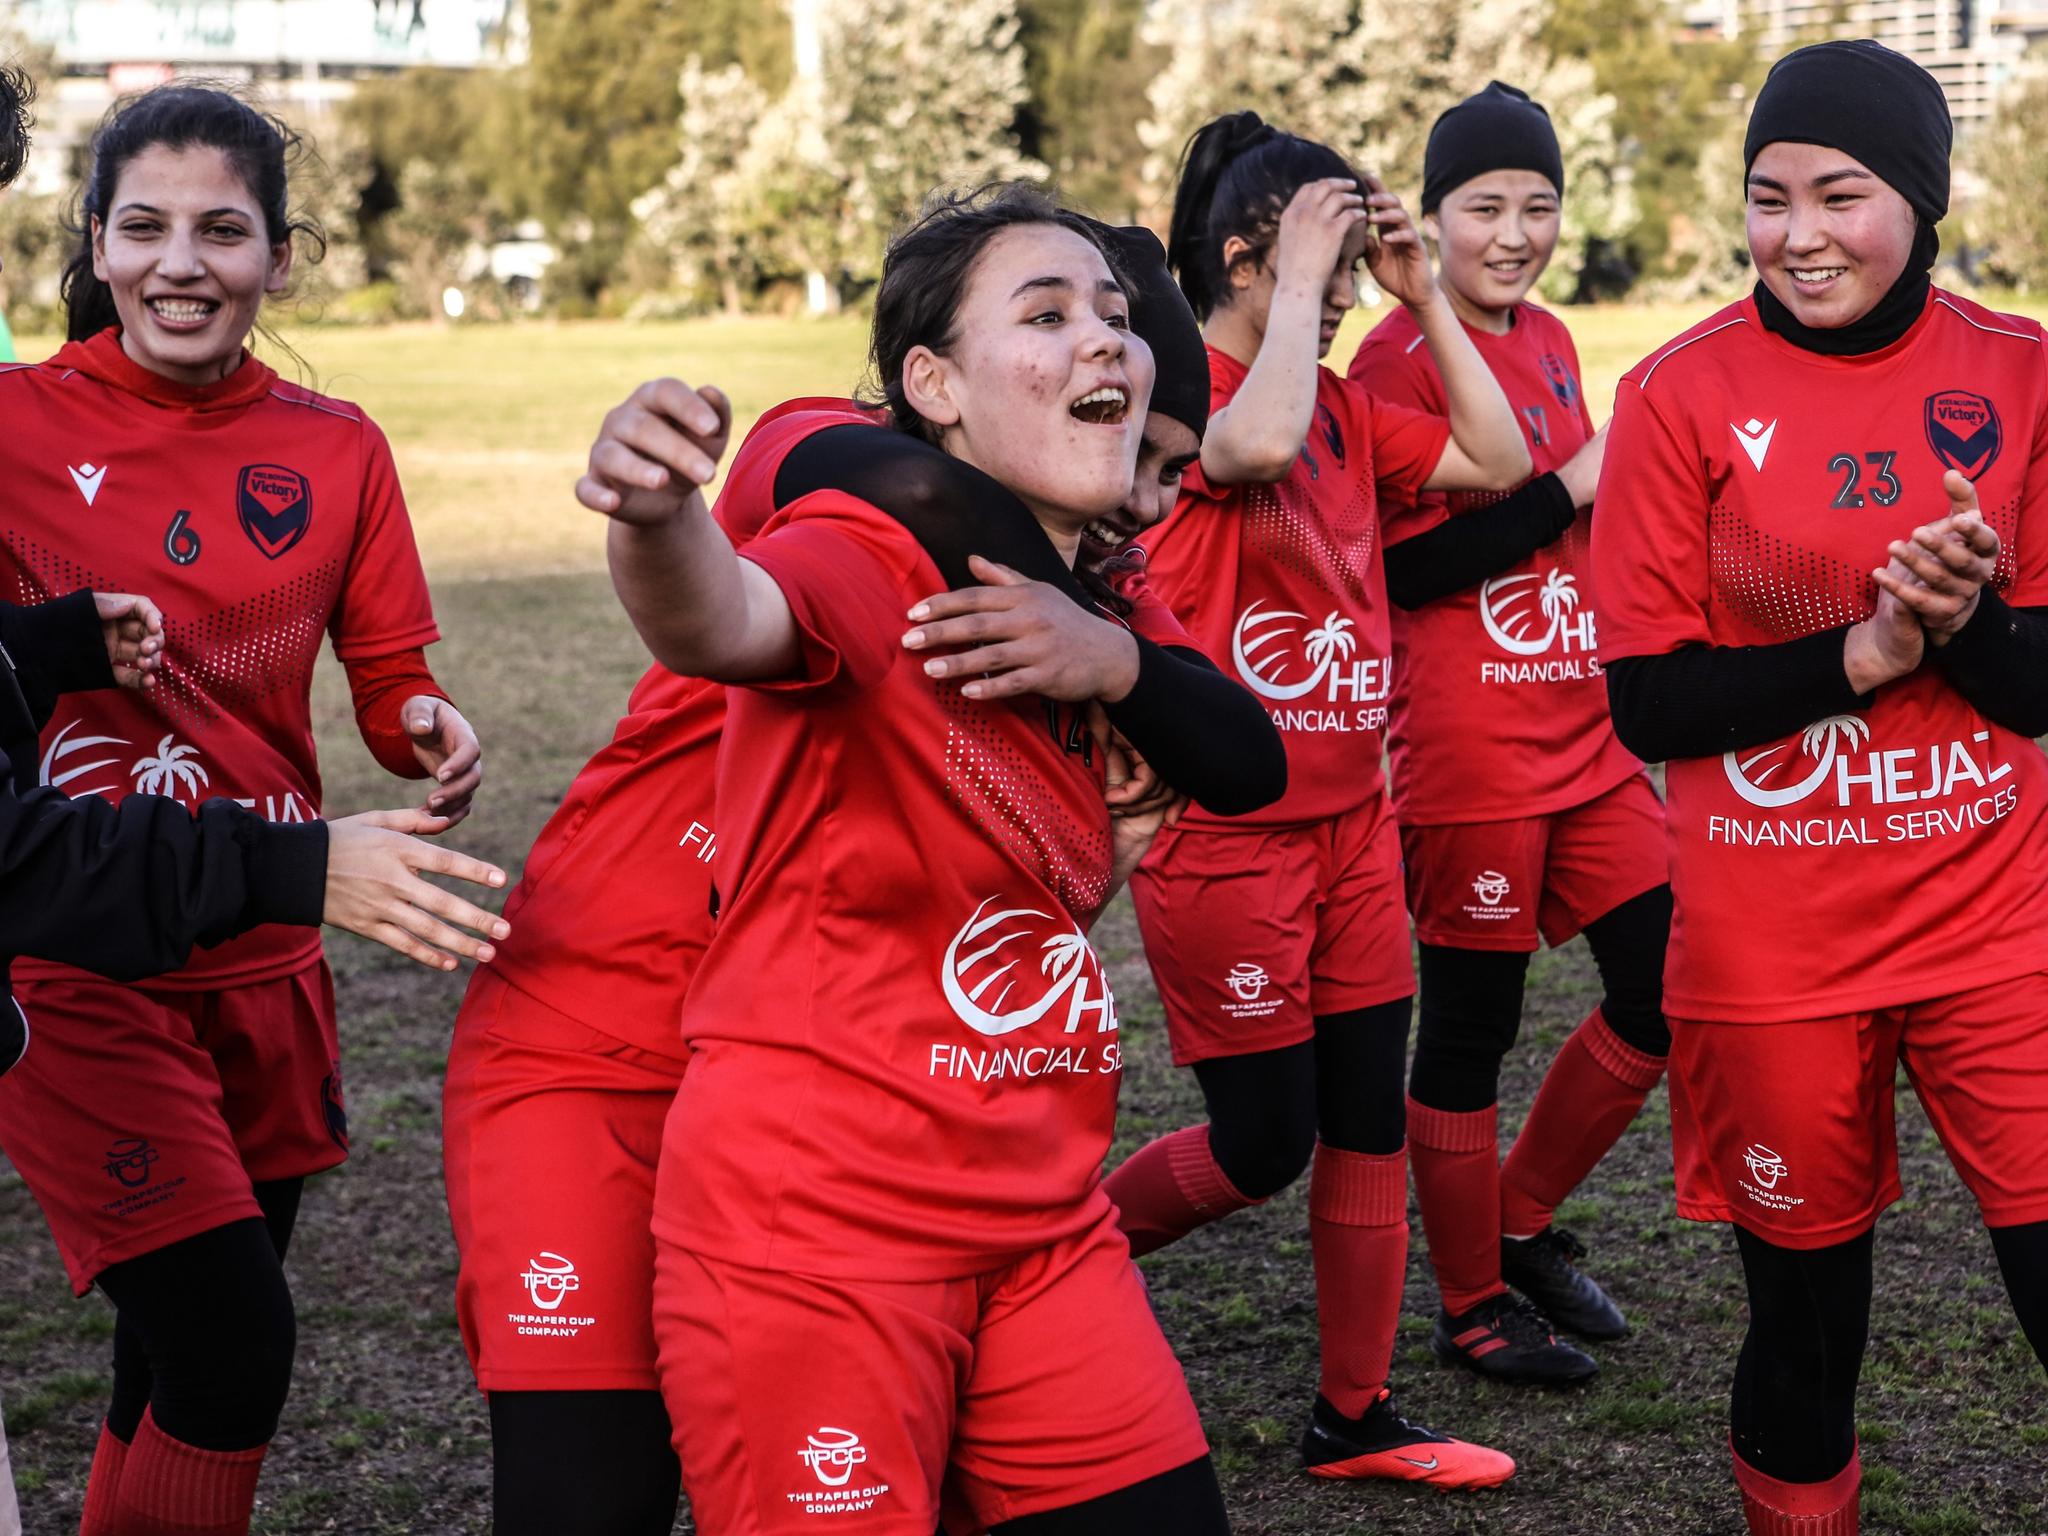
798, 1428, 868, 1488
1742, 1144, 1790, 1190
942, 898, 1117, 1038
519, 1251, 580, 1310
103, 1137, 159, 1187
1470, 871, 1513, 908
1226, 962, 1270, 1001
1479, 568, 1593, 658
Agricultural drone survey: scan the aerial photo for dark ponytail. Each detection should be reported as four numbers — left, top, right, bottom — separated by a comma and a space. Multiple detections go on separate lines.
60, 83, 323, 342
1166, 110, 1361, 321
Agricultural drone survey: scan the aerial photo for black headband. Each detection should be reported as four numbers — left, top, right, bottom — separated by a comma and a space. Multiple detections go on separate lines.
1422, 82, 1563, 215
1099, 223, 1209, 442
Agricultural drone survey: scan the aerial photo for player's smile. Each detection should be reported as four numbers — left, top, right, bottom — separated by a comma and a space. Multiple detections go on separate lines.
1746, 142, 1916, 331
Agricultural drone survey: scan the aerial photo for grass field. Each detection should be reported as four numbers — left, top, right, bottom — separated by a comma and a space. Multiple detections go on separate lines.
3, 303, 2046, 1535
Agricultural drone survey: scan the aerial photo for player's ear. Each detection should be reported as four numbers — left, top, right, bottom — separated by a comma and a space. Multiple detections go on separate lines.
265, 237, 294, 296
91, 214, 109, 283
902, 345, 961, 432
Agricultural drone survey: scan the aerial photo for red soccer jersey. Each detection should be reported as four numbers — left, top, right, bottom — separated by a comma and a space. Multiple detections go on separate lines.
660, 475, 1127, 1279
1350, 302, 1640, 825
0, 330, 438, 990
1136, 345, 1450, 828
1593, 290, 2048, 1023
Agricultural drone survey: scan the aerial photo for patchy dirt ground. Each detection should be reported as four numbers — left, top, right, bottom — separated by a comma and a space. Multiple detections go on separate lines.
4, 572, 2043, 1535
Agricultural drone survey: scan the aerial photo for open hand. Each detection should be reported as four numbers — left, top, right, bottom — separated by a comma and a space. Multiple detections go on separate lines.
903, 555, 1140, 703
1360, 173, 1436, 308
402, 696, 482, 823
1272, 178, 1369, 299
576, 379, 733, 526
323, 808, 510, 972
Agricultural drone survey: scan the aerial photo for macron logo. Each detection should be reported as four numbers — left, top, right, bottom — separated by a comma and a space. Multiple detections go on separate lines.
1730, 418, 1776, 472
68, 463, 108, 506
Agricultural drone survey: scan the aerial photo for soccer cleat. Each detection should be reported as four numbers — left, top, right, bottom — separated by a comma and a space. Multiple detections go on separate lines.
1300, 1389, 1515, 1488
1501, 1226, 1628, 1341
1430, 1291, 1598, 1384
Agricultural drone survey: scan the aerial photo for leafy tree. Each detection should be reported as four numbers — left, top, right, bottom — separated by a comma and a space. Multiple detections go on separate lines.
1015, 0, 1159, 219
1967, 65, 2048, 291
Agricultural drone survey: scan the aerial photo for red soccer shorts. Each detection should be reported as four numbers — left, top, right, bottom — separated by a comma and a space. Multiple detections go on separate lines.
1668, 970, 2048, 1247
0, 963, 343, 1293
1130, 796, 1413, 1066
443, 966, 690, 1392
650, 1208, 1209, 1534
1400, 772, 1667, 953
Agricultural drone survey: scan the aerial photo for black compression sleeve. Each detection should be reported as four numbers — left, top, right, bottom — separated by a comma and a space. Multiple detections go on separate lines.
1927, 589, 2048, 739
1382, 473, 1578, 611
1603, 629, 1867, 762
1103, 637, 1286, 815
0, 592, 114, 731
0, 785, 328, 981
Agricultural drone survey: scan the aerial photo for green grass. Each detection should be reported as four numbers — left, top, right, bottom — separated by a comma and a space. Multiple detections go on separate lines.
6, 306, 2048, 1533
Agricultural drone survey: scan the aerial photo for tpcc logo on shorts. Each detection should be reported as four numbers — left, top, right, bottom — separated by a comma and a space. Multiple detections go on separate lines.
1220, 961, 1282, 1024
1738, 1143, 1805, 1214
1461, 870, 1522, 926
98, 1135, 185, 1220
505, 1251, 596, 1339
789, 1427, 891, 1516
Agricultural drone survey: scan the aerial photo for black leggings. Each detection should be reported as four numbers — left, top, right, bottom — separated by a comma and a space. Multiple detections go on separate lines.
489, 1391, 680, 1535
990, 1455, 1228, 1534
1408, 884, 1672, 1113
1191, 1000, 1410, 1200
98, 1177, 302, 1451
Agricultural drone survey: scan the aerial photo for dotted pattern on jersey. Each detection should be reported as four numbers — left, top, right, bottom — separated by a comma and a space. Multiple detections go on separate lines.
155, 560, 343, 728
4, 535, 115, 610
940, 690, 1111, 922
1243, 463, 1379, 605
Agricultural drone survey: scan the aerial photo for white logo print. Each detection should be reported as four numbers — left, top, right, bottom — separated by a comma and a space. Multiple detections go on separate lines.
1731, 417, 1777, 471
1742, 1145, 1789, 1190
1226, 963, 1270, 1001
41, 720, 132, 798
1233, 601, 1358, 699
1471, 871, 1513, 907
941, 898, 1116, 1038
520, 1252, 580, 1311
1725, 715, 1870, 808
799, 1428, 868, 1489
68, 462, 108, 505
1479, 568, 1594, 658
131, 735, 210, 799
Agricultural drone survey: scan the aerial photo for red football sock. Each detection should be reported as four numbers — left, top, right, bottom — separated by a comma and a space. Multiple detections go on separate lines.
1499, 1011, 1666, 1238
1406, 1098, 1505, 1315
112, 1409, 267, 1536
1309, 1141, 1408, 1418
78, 1420, 130, 1536
1732, 1440, 1860, 1534
1103, 1123, 1263, 1258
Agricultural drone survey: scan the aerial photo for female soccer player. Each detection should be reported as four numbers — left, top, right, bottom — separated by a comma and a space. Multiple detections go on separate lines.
1593, 40, 2048, 1533
584, 184, 1238, 1535
0, 85, 480, 1535
1347, 82, 1670, 1384
443, 227, 1258, 1535
1103, 110, 1532, 1485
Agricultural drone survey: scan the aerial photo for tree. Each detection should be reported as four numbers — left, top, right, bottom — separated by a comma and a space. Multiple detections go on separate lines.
1015, 0, 1160, 219
1968, 65, 2048, 291
1140, 0, 1632, 300
634, 59, 772, 312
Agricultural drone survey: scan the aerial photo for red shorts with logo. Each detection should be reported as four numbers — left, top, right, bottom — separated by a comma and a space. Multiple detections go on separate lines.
650, 1206, 1207, 1534
1668, 970, 2048, 1248
443, 966, 690, 1392
1130, 797, 1412, 1066
0, 962, 343, 1294
1400, 772, 1667, 953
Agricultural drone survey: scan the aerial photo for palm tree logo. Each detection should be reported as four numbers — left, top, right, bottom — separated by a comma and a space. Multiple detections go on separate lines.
1724, 714, 1870, 808
942, 898, 1107, 1038
1232, 601, 1361, 700
131, 736, 210, 800
1480, 567, 1580, 657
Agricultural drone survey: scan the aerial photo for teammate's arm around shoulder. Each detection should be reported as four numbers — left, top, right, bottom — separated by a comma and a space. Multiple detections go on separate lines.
577, 378, 800, 682
1201, 178, 1365, 485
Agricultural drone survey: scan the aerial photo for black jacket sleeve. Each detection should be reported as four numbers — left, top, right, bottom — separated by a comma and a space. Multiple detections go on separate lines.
775, 424, 1287, 815
0, 591, 114, 739
1102, 636, 1288, 816
0, 780, 329, 982
1603, 628, 1868, 762
1926, 589, 2048, 739
1382, 473, 1579, 611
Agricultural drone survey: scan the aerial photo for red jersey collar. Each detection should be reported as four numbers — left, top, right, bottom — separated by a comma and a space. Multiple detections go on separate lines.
49, 327, 279, 413
1736, 288, 1939, 369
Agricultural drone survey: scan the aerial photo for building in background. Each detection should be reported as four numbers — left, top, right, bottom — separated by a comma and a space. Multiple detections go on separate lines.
4, 0, 523, 195
1679, 0, 2048, 124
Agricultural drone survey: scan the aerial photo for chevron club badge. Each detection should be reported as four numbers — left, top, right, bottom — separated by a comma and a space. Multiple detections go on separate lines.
1924, 390, 2002, 480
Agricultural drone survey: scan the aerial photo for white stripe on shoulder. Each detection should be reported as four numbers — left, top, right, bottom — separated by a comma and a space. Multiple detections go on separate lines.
1404, 332, 1427, 354
1638, 316, 1750, 389
268, 387, 361, 422
1933, 295, 2040, 345
0, 362, 32, 375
